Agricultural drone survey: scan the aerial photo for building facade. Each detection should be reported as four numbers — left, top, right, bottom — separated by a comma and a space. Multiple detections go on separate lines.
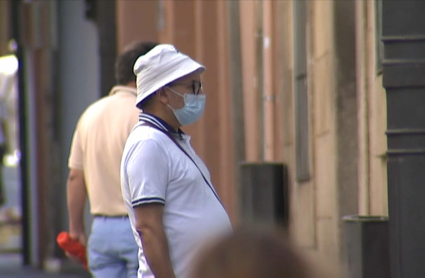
0, 0, 388, 269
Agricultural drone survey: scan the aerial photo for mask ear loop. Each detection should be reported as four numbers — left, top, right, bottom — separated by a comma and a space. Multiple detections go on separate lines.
165, 86, 184, 98
165, 87, 183, 112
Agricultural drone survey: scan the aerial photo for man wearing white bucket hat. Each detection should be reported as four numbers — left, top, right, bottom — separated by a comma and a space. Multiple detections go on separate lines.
121, 44, 232, 278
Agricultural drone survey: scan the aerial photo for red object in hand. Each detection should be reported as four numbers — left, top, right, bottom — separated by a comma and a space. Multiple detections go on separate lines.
56, 232, 88, 270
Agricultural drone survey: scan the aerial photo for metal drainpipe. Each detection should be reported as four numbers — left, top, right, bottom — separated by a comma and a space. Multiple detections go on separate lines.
227, 0, 246, 220
382, 1, 425, 277
262, 0, 275, 161
255, 0, 265, 161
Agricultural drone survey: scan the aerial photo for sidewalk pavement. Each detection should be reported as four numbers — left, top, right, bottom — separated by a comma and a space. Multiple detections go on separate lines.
0, 267, 83, 278
0, 164, 89, 278
0, 254, 88, 278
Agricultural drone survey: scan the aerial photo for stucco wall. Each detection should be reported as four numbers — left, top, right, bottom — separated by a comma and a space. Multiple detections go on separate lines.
356, 0, 388, 216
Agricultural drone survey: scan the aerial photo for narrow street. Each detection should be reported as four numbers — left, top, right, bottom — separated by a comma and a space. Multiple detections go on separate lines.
0, 254, 86, 278
0, 164, 87, 277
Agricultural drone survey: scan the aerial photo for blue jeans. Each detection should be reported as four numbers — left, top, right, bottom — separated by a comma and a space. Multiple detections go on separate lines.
88, 216, 138, 278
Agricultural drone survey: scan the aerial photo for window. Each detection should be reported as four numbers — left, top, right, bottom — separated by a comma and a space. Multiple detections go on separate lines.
293, 0, 310, 182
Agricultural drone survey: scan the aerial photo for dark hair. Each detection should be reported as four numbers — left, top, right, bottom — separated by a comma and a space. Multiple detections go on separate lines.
115, 41, 158, 85
190, 228, 320, 278
138, 93, 155, 110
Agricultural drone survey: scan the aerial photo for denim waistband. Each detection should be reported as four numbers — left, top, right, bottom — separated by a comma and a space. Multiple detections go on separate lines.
93, 214, 129, 218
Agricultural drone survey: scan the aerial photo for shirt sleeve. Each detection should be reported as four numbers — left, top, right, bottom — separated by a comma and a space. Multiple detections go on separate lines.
68, 119, 84, 170
125, 138, 169, 207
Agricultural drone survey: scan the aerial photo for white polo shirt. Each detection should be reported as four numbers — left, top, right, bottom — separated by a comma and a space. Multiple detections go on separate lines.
121, 113, 232, 278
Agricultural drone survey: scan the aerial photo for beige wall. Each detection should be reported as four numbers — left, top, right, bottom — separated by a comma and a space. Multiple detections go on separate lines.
239, 0, 263, 162
277, 0, 340, 257
238, 0, 284, 163
237, 0, 340, 255
276, 0, 318, 249
280, 0, 362, 261
311, 1, 340, 259
116, 0, 158, 52
356, 0, 388, 216
287, 0, 388, 261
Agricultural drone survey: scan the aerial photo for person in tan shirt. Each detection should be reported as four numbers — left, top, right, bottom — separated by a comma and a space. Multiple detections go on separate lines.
67, 41, 157, 278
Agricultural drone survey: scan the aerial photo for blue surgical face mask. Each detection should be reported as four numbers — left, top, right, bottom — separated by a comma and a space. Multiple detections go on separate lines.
166, 87, 206, 126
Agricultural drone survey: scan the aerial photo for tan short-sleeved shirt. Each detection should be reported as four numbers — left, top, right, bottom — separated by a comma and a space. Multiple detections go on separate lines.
68, 86, 140, 215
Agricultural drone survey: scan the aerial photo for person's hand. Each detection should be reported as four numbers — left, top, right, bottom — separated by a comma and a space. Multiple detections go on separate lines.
65, 230, 87, 263
69, 230, 87, 246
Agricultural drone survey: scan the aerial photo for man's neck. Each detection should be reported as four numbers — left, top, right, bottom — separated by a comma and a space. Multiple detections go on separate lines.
143, 109, 180, 132
125, 81, 137, 89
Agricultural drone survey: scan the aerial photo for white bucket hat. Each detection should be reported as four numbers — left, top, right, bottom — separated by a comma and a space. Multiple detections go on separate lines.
133, 44, 206, 107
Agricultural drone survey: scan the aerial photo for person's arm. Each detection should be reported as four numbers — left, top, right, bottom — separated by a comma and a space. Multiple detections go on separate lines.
66, 168, 87, 247
134, 203, 175, 278
125, 137, 172, 276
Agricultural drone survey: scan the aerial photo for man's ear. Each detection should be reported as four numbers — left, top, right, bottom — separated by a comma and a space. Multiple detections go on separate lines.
156, 88, 169, 104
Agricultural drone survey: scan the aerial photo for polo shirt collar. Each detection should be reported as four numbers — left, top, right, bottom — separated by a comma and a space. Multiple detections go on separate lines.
139, 113, 184, 137
109, 85, 137, 96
